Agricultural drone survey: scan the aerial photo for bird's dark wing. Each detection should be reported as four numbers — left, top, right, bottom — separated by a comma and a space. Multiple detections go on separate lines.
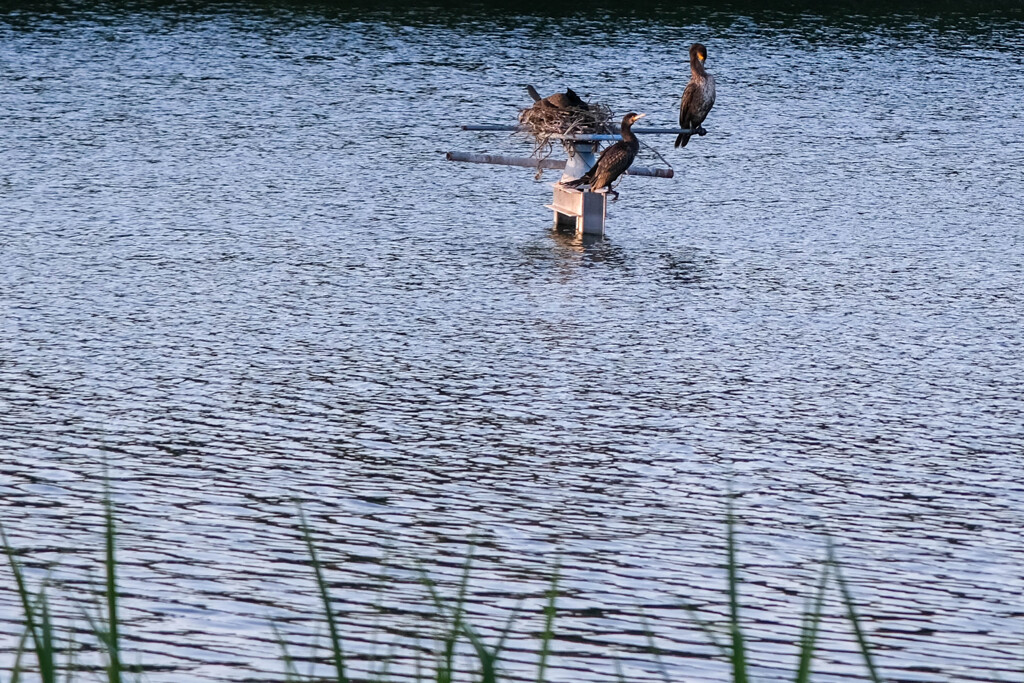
590, 142, 633, 190
545, 93, 571, 108
565, 88, 588, 109
675, 81, 699, 148
678, 81, 698, 128
703, 86, 716, 119
560, 166, 595, 188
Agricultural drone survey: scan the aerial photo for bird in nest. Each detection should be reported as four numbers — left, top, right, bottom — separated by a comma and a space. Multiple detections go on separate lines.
526, 85, 589, 111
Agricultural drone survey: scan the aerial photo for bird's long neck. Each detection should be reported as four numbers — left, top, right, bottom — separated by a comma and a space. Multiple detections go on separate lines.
691, 59, 707, 78
620, 122, 637, 143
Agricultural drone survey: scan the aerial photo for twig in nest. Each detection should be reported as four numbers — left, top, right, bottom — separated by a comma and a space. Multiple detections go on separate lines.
516, 101, 614, 161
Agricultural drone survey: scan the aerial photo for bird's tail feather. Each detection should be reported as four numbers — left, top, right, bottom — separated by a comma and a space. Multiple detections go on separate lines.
526, 85, 542, 102
674, 133, 691, 148
560, 169, 594, 188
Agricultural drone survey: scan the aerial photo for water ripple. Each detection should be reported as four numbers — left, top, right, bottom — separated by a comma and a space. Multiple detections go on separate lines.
2, 5, 1023, 682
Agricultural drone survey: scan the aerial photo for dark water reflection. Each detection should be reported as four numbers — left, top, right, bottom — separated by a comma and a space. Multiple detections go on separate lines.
1, 3, 1023, 682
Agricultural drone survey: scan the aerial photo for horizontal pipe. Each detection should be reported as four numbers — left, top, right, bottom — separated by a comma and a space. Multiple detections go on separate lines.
445, 151, 563, 169
633, 127, 701, 135
462, 124, 527, 131
445, 151, 673, 178
626, 166, 674, 178
461, 123, 700, 138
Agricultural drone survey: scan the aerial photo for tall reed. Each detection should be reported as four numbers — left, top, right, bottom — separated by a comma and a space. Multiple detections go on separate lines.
92, 485, 125, 683
683, 505, 884, 683
0, 521, 58, 683
297, 507, 348, 683
3, 497, 894, 683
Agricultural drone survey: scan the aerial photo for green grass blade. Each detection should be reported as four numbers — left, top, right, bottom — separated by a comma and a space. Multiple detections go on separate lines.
445, 549, 474, 683
415, 572, 446, 680
416, 570, 455, 683
613, 657, 626, 683
103, 483, 123, 683
373, 643, 396, 683
297, 506, 347, 683
461, 623, 498, 683
366, 554, 394, 682
1, 522, 57, 683
413, 635, 424, 683
641, 616, 672, 683
536, 563, 559, 683
680, 602, 729, 658
80, 607, 104, 645
306, 626, 325, 681
1, 522, 43, 665
725, 500, 749, 683
416, 548, 475, 683
458, 601, 521, 683
829, 542, 883, 683
794, 562, 830, 683
492, 600, 522, 658
62, 622, 77, 683
270, 619, 301, 681
10, 608, 34, 683
39, 594, 58, 683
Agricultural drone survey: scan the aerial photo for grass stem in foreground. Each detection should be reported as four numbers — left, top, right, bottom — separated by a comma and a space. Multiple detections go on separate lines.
830, 541, 884, 683
298, 506, 348, 683
103, 487, 123, 683
536, 563, 559, 683
725, 499, 749, 683
794, 562, 830, 683
1, 522, 58, 683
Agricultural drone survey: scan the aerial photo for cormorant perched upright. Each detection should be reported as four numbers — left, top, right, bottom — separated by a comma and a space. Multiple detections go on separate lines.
526, 85, 589, 110
675, 43, 716, 148
561, 112, 646, 200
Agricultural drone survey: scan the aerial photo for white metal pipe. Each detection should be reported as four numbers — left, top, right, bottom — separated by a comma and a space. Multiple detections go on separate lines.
445, 151, 673, 178
445, 151, 563, 169
461, 124, 700, 138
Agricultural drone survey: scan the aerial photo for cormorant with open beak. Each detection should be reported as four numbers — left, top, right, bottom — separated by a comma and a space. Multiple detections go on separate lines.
675, 43, 715, 148
561, 112, 646, 201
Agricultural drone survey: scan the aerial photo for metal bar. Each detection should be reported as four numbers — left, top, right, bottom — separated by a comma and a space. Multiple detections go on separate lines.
626, 166, 674, 178
547, 133, 619, 141
445, 151, 673, 178
633, 127, 699, 135
445, 151, 562, 169
548, 128, 701, 141
461, 124, 700, 138
462, 124, 526, 132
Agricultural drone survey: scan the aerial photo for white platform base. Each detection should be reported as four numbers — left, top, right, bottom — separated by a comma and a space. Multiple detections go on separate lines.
545, 184, 607, 236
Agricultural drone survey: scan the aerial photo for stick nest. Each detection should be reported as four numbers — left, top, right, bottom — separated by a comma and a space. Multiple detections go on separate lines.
517, 101, 614, 161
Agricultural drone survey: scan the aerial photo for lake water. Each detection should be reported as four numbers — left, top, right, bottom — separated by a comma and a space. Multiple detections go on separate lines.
1, 2, 1023, 681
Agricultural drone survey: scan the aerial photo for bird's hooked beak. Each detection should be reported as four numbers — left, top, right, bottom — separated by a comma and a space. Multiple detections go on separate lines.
634, 113, 647, 122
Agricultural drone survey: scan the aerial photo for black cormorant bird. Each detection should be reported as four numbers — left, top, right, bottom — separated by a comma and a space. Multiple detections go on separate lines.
561, 112, 646, 201
526, 85, 589, 110
675, 43, 716, 148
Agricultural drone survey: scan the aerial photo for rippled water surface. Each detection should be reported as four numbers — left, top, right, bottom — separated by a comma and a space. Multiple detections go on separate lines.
2, 3, 1023, 681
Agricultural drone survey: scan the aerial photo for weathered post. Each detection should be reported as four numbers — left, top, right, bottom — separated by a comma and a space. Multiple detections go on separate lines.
547, 183, 606, 235
551, 141, 605, 234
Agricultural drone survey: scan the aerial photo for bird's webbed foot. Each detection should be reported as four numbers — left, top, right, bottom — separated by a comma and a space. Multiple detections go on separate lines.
609, 190, 620, 202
